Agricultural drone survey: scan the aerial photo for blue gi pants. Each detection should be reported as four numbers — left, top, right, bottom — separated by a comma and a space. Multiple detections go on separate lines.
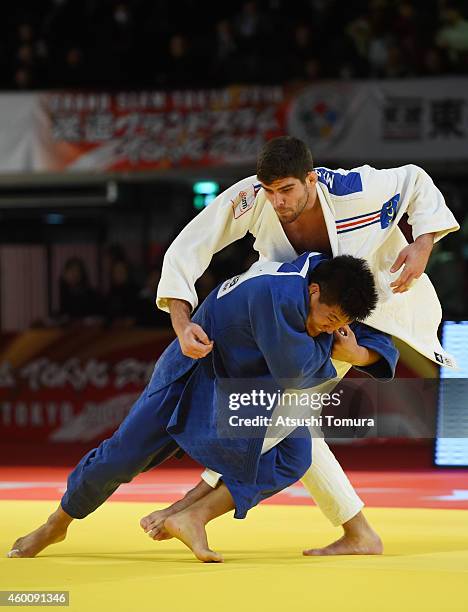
61, 379, 311, 520
61, 382, 184, 519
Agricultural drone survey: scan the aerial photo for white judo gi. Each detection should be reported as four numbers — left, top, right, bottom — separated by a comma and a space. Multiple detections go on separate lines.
157, 163, 459, 526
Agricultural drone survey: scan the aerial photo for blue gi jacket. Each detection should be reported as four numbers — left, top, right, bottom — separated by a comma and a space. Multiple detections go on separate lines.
148, 252, 398, 484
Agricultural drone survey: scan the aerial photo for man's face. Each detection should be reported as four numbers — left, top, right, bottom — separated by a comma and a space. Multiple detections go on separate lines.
260, 172, 317, 224
306, 283, 352, 337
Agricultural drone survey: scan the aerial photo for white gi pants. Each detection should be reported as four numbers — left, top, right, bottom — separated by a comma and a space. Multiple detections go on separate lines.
202, 437, 363, 527
202, 371, 364, 527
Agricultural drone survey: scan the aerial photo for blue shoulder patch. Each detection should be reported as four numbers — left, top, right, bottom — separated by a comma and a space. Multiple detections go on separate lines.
315, 167, 363, 196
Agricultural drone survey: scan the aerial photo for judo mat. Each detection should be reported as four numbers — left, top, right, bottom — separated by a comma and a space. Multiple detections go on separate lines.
1, 467, 468, 612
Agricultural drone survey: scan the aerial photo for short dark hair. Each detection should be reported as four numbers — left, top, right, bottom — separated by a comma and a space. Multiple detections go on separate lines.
257, 136, 314, 184
310, 256, 378, 321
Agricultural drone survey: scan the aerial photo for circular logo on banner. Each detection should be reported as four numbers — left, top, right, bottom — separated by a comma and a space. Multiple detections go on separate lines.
287, 84, 359, 148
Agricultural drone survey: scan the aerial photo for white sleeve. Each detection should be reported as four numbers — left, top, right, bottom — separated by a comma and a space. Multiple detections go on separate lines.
156, 175, 261, 312
358, 164, 459, 243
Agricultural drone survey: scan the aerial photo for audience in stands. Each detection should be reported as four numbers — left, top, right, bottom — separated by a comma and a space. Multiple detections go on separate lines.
2, 0, 467, 90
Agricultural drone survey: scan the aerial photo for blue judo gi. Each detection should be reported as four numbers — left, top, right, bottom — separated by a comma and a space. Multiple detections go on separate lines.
61, 252, 398, 520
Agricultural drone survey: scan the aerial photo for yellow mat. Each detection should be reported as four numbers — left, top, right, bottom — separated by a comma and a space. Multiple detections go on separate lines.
1, 500, 468, 612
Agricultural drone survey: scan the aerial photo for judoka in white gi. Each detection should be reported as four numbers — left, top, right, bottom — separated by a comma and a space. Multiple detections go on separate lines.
152, 136, 459, 556
8, 253, 392, 563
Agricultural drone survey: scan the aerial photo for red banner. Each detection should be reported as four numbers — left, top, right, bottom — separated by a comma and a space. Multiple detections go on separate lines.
0, 328, 436, 465
40, 86, 287, 171
0, 327, 174, 445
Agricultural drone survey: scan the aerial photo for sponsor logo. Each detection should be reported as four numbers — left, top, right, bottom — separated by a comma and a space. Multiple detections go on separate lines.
231, 184, 261, 219
217, 274, 244, 298
221, 275, 240, 292
434, 352, 455, 368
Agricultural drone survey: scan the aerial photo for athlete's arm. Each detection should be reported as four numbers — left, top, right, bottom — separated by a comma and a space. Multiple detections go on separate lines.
390, 232, 435, 293
331, 326, 380, 366
336, 323, 399, 380
157, 176, 260, 313
168, 298, 213, 358
360, 164, 459, 293
157, 177, 261, 358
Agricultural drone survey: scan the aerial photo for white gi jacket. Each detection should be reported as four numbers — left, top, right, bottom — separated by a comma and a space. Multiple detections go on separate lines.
157, 164, 459, 368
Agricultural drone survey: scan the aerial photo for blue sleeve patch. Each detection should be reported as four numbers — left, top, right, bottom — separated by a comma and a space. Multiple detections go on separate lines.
315, 167, 363, 196
380, 193, 400, 229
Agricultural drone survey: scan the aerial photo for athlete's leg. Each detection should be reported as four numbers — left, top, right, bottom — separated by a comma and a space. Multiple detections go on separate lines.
140, 479, 213, 540
301, 437, 382, 555
164, 432, 312, 562
7, 383, 182, 558
164, 483, 234, 563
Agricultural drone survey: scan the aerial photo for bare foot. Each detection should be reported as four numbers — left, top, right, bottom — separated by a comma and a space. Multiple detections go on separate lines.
7, 523, 68, 558
140, 508, 173, 541
164, 512, 223, 563
303, 530, 383, 556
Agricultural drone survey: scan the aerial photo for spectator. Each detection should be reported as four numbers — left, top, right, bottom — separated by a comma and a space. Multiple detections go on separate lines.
346, 12, 372, 76
105, 259, 139, 325
135, 266, 170, 328
66, 47, 87, 86
235, 1, 262, 42
52, 46, 87, 88
211, 20, 240, 85
59, 257, 102, 321
383, 43, 409, 78
13, 67, 33, 89
158, 34, 196, 88
234, 1, 269, 82
286, 23, 321, 81
392, 1, 421, 71
103, 243, 129, 292
367, 23, 392, 78
436, 6, 468, 71
421, 46, 448, 76
304, 57, 322, 81
17, 21, 34, 44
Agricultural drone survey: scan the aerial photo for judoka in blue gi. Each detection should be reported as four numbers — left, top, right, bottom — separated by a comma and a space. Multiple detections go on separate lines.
8, 253, 398, 563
